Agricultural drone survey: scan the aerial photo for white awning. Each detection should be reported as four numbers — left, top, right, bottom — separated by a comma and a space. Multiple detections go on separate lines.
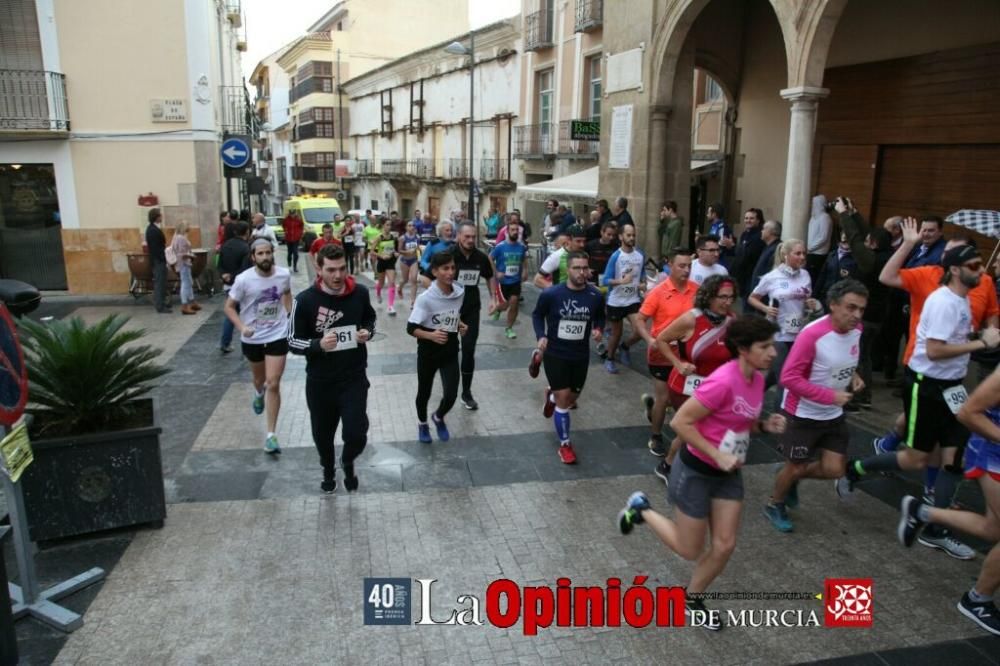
691, 159, 721, 173
518, 166, 598, 202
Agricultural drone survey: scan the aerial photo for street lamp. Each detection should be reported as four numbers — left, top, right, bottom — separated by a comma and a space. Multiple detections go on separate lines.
445, 34, 476, 239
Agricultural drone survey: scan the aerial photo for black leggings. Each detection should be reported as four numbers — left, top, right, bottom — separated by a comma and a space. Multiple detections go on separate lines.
344, 243, 356, 273
460, 312, 480, 396
416, 349, 460, 422
305, 376, 369, 473
287, 241, 300, 270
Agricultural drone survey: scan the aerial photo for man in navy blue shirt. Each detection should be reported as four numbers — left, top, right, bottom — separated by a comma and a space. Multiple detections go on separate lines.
528, 252, 605, 464
904, 216, 946, 268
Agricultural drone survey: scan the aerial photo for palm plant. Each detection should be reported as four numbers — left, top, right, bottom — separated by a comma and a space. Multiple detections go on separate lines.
18, 314, 170, 436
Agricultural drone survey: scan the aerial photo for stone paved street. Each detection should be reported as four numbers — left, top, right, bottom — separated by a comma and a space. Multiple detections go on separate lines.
5, 258, 1000, 665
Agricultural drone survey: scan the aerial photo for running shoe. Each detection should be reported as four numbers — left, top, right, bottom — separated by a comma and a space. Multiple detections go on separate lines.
764, 503, 793, 532
596, 340, 608, 356
504, 327, 517, 339
604, 359, 619, 374
654, 460, 671, 486
685, 598, 722, 631
918, 530, 976, 560
897, 495, 925, 547
641, 393, 654, 423
220, 345, 234, 354
491, 310, 501, 321
543, 387, 555, 419
376, 293, 382, 304
835, 464, 859, 498
619, 345, 631, 366
388, 305, 396, 316
785, 480, 799, 509
252, 390, 265, 415
431, 413, 450, 442
958, 593, 1000, 637
648, 437, 666, 457
321, 470, 336, 494
528, 348, 542, 378
617, 491, 650, 534
418, 423, 432, 444
264, 434, 281, 455
922, 485, 935, 506
558, 442, 577, 464
343, 464, 359, 492
461, 394, 479, 411
872, 435, 899, 455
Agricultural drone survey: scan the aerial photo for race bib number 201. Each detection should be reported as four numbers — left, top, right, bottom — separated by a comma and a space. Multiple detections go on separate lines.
557, 319, 586, 341
257, 302, 281, 323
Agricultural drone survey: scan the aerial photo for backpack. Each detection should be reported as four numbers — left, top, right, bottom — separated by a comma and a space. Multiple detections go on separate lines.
165, 244, 177, 266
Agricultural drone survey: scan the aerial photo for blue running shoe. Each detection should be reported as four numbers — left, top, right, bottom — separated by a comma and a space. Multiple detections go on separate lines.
619, 345, 632, 366
764, 503, 793, 532
418, 423, 432, 444
617, 491, 651, 534
252, 391, 265, 415
604, 359, 618, 374
264, 434, 281, 455
431, 413, 450, 442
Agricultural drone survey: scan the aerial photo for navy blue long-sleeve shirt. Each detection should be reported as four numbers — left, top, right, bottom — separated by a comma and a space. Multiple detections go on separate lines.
532, 282, 605, 361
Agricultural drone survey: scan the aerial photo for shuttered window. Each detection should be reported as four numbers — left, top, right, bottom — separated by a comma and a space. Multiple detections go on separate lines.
0, 0, 43, 70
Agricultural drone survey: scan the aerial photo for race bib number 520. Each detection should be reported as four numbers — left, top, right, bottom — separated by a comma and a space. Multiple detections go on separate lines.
557, 319, 586, 340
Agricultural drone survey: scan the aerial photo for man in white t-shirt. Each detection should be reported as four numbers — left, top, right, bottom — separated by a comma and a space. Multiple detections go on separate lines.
689, 234, 729, 286
250, 212, 278, 245
840, 244, 1000, 559
224, 238, 293, 455
533, 226, 586, 288
600, 221, 645, 373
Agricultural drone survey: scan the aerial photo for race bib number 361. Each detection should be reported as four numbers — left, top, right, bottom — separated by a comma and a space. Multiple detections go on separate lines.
326, 325, 357, 352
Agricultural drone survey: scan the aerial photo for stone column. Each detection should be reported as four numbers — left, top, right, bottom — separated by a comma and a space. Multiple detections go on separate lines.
645, 105, 671, 254
779, 86, 828, 242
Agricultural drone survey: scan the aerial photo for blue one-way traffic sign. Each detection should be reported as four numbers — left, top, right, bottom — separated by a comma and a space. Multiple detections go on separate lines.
221, 137, 250, 168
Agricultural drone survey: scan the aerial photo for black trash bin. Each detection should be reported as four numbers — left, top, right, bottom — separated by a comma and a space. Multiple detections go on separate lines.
0, 526, 18, 666
0, 279, 41, 318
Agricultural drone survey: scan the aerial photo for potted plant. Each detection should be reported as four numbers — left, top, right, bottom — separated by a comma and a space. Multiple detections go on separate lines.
15, 313, 170, 541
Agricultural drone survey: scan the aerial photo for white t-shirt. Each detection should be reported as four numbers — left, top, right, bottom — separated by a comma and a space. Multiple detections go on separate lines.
250, 224, 277, 245
689, 260, 729, 286
228, 266, 292, 345
604, 247, 645, 307
752, 266, 813, 342
352, 222, 365, 245
539, 247, 567, 279
909, 286, 973, 381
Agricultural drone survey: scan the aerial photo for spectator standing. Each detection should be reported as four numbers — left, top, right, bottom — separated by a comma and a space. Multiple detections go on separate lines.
145, 208, 170, 313
658, 201, 684, 264
283, 209, 304, 273
171, 221, 198, 315
806, 195, 834, 285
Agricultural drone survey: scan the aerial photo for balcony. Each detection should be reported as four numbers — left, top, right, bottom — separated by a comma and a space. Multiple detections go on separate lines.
525, 8, 554, 51
225, 1, 242, 26
558, 119, 599, 158
220, 85, 254, 135
575, 0, 603, 32
479, 159, 511, 182
291, 166, 336, 183
0, 70, 70, 132
513, 124, 557, 158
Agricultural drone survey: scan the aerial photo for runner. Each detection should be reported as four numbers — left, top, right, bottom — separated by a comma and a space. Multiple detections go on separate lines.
489, 216, 528, 339
601, 222, 645, 374
838, 245, 1000, 560
408, 251, 469, 443
373, 219, 398, 314
309, 223, 341, 258
531, 252, 605, 463
747, 239, 822, 396
689, 234, 729, 286
363, 216, 382, 273
223, 238, 293, 454
449, 221, 498, 410
617, 315, 786, 629
397, 221, 421, 307
763, 279, 867, 532
288, 244, 376, 493
636, 249, 697, 457
898, 365, 1000, 635
586, 221, 619, 286
533, 225, 587, 288
651, 275, 737, 484
418, 222, 456, 284
416, 212, 437, 246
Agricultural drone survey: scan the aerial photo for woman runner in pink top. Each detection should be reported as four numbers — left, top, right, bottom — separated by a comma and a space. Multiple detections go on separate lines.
617, 315, 787, 629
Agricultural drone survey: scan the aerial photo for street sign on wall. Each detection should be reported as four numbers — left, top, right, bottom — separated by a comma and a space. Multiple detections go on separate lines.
221, 136, 251, 168
570, 119, 600, 141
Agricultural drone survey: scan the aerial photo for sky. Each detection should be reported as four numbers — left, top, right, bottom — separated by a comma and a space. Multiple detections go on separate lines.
240, 0, 520, 81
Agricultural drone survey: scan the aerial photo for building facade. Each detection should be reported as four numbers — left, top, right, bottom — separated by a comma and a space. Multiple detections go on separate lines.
340, 19, 521, 222
598, 0, 1000, 256
0, 0, 248, 293
265, 0, 470, 203
513, 0, 604, 229
250, 48, 293, 215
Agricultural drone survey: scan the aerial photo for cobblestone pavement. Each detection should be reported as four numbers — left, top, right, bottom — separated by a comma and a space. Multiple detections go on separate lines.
6, 255, 1000, 664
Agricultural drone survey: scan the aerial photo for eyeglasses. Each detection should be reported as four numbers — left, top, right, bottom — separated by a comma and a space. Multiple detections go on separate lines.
963, 261, 983, 271
714, 294, 736, 301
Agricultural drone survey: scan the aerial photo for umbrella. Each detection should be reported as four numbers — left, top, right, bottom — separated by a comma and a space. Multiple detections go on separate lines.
946, 209, 1000, 267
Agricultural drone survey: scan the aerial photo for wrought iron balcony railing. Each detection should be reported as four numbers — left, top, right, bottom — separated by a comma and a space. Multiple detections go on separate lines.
525, 8, 554, 51
513, 124, 557, 157
0, 70, 70, 131
575, 0, 603, 32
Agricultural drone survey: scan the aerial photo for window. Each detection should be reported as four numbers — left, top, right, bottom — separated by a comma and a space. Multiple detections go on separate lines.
705, 76, 722, 103
587, 55, 601, 120
537, 69, 554, 126
296, 107, 335, 140
353, 195, 361, 209
290, 61, 334, 101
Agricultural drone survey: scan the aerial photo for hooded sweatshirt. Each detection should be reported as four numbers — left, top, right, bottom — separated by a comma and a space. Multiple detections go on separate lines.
807, 195, 833, 256
407, 280, 468, 357
288, 276, 377, 382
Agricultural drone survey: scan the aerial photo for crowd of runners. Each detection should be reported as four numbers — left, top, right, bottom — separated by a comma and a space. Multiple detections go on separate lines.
214, 198, 1000, 637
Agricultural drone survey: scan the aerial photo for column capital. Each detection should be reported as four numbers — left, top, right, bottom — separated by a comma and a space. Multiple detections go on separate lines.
649, 104, 672, 121
780, 86, 829, 103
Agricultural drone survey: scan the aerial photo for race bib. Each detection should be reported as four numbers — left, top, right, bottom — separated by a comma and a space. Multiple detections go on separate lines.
405, 241, 418, 251
457, 269, 480, 286
434, 311, 460, 333
557, 319, 586, 341
257, 301, 281, 323
505, 264, 520, 277
718, 429, 750, 463
619, 284, 637, 298
942, 385, 968, 415
325, 325, 357, 352
830, 364, 856, 389
781, 311, 804, 334
683, 374, 705, 396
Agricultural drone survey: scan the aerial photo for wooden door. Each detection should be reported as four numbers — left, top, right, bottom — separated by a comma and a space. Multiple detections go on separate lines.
815, 145, 879, 222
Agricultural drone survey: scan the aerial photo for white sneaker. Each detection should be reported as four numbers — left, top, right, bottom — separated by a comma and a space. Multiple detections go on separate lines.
918, 531, 976, 560
388, 305, 396, 316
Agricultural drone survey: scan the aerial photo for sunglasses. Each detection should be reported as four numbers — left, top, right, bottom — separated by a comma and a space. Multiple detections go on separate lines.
963, 261, 983, 271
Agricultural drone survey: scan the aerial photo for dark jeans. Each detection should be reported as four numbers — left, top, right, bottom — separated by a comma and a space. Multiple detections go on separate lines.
806, 254, 826, 289
306, 375, 369, 473
152, 258, 167, 310
220, 298, 239, 348
287, 241, 300, 271
878, 298, 908, 379
460, 311, 481, 397
857, 320, 882, 400
416, 348, 459, 422
344, 243, 356, 274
